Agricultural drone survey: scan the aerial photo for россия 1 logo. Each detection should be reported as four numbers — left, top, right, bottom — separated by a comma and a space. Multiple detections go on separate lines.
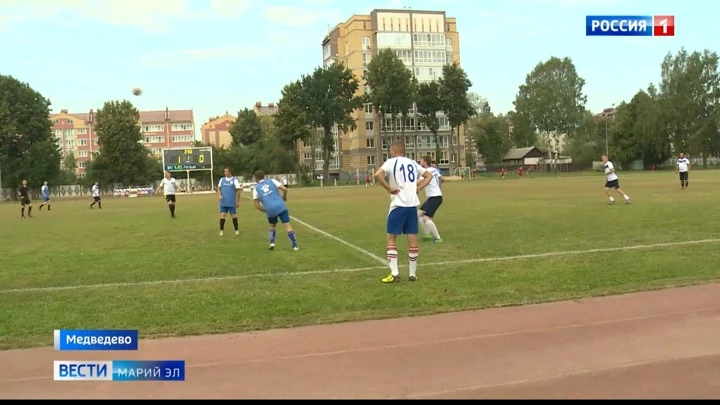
586, 15, 674, 36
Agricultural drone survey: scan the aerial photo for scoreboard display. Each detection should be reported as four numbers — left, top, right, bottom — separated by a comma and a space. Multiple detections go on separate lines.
162, 148, 212, 171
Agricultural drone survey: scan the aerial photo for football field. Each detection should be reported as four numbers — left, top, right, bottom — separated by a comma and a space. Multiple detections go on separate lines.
2, 171, 720, 350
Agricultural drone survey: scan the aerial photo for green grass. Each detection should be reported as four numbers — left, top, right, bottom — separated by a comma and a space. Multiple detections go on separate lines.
2, 171, 720, 350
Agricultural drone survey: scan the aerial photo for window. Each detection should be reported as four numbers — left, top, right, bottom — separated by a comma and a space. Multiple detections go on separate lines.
144, 136, 164, 143
393, 49, 412, 65
376, 32, 411, 47
364, 85, 371, 95
366, 138, 375, 148
78, 139, 88, 146
77, 173, 86, 178
323, 43, 331, 59
367, 155, 375, 165
76, 128, 87, 134
405, 136, 414, 148
303, 153, 312, 160
382, 153, 389, 161
171, 135, 193, 143
143, 124, 165, 132
412, 33, 446, 47
54, 129, 63, 138
171, 123, 193, 131
413, 50, 447, 64
446, 38, 452, 48
382, 138, 388, 150
363, 103, 373, 114
365, 121, 374, 131
77, 161, 87, 168
362, 36, 370, 46
362, 52, 371, 66
78, 150, 88, 157
64, 129, 73, 137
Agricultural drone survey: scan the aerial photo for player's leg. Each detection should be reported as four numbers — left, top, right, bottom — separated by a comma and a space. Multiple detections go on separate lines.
685, 172, 689, 188
279, 211, 298, 250
219, 208, 228, 235
403, 207, 420, 281
229, 211, 239, 234
382, 209, 402, 283
167, 196, 176, 217
267, 216, 279, 249
682, 172, 689, 189
614, 183, 631, 203
90, 196, 96, 208
26, 200, 33, 217
423, 197, 443, 242
603, 183, 615, 204
417, 200, 431, 239
20, 200, 25, 218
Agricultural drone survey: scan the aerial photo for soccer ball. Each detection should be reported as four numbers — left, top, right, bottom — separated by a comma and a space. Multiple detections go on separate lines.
132, 87, 142, 96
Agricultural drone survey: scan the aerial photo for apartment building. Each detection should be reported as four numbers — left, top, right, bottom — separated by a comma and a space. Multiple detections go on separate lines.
201, 113, 236, 148
315, 8, 463, 174
50, 107, 195, 177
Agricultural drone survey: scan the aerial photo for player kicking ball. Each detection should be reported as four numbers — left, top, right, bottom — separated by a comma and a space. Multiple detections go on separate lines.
418, 156, 444, 243
374, 141, 432, 283
217, 167, 242, 236
251, 170, 299, 251
601, 155, 631, 205
155, 171, 182, 218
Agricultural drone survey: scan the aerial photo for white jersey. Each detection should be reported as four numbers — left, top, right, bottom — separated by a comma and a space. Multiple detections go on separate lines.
677, 158, 690, 172
424, 167, 443, 198
91, 185, 100, 197
604, 161, 618, 182
379, 156, 426, 211
160, 177, 178, 195
282, 176, 288, 186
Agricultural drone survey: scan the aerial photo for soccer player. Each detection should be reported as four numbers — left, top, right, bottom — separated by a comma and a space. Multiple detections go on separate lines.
155, 171, 182, 218
90, 182, 102, 209
601, 155, 631, 205
252, 170, 299, 251
217, 167, 242, 236
39, 181, 51, 211
18, 180, 32, 218
374, 141, 432, 283
676, 152, 691, 190
418, 155, 444, 243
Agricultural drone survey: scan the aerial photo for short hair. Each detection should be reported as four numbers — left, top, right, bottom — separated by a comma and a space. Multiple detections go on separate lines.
421, 155, 432, 165
254, 170, 265, 180
431, 160, 437, 165
390, 140, 405, 152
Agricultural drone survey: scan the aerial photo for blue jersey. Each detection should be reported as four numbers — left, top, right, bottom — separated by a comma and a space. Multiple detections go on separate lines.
217, 176, 242, 207
252, 179, 287, 217
41, 185, 49, 198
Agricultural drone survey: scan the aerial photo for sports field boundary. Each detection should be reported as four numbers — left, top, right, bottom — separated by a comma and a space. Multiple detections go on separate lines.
3, 238, 719, 294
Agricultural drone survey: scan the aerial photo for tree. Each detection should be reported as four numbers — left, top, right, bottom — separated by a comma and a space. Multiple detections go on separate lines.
0, 74, 62, 195
415, 81, 444, 160
230, 108, 263, 146
274, 80, 313, 176
63, 151, 77, 173
565, 110, 603, 163
506, 110, 536, 148
467, 92, 490, 118
659, 48, 720, 166
89, 100, 156, 185
469, 113, 511, 165
302, 63, 363, 179
439, 63, 476, 168
513, 56, 587, 170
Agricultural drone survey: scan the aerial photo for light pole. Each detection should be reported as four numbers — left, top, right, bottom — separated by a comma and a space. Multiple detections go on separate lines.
604, 103, 616, 156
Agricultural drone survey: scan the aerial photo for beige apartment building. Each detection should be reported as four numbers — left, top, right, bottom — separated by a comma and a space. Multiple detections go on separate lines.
308, 8, 464, 174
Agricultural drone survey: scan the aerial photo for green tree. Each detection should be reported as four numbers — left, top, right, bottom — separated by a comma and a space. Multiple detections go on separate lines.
513, 56, 587, 169
230, 108, 263, 146
63, 151, 77, 173
274, 80, 313, 177
302, 63, 363, 179
469, 113, 511, 164
565, 110, 603, 163
415, 81, 444, 160
88, 100, 156, 185
439, 63, 476, 168
0, 74, 62, 195
659, 48, 720, 166
506, 110, 536, 148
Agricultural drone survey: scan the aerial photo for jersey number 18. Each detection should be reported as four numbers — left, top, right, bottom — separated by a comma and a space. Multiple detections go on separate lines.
397, 163, 416, 182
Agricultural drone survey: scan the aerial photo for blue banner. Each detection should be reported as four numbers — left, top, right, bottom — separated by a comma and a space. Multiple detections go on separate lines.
53, 360, 185, 381
586, 15, 652, 36
112, 360, 185, 381
54, 329, 139, 351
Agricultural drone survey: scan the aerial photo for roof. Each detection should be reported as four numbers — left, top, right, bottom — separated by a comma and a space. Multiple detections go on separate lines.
54, 109, 193, 124
503, 147, 540, 160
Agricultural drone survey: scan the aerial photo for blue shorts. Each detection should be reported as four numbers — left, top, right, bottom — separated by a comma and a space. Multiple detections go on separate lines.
386, 207, 419, 235
42, 196, 50, 202
268, 210, 290, 225
220, 205, 237, 215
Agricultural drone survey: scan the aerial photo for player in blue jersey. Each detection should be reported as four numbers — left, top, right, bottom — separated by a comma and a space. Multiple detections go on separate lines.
252, 170, 299, 251
39, 181, 51, 211
217, 167, 242, 236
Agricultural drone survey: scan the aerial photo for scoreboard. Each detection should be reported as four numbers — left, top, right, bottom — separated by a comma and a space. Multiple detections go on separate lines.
162, 147, 212, 172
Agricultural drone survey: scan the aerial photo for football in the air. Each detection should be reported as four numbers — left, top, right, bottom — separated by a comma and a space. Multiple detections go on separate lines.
132, 87, 142, 96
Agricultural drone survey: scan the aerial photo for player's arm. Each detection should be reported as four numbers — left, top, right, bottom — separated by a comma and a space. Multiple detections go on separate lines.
234, 179, 242, 206
251, 189, 265, 212
216, 179, 223, 200
154, 181, 163, 195
687, 160, 691, 171
374, 162, 396, 194
417, 167, 432, 192
272, 179, 288, 201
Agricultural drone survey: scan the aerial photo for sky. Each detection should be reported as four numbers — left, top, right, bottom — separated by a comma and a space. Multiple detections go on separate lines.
0, 0, 715, 140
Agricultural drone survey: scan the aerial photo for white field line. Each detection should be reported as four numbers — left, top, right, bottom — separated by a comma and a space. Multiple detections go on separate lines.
242, 194, 386, 265
2, 238, 719, 294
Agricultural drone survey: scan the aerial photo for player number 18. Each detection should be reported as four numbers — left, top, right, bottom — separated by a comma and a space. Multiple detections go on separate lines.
397, 163, 416, 182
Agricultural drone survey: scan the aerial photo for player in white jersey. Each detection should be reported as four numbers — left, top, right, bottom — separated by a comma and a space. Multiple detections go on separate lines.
89, 182, 102, 209
39, 181, 51, 211
374, 141, 433, 283
676, 152, 691, 190
418, 155, 444, 243
601, 155, 631, 205
155, 171, 182, 218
